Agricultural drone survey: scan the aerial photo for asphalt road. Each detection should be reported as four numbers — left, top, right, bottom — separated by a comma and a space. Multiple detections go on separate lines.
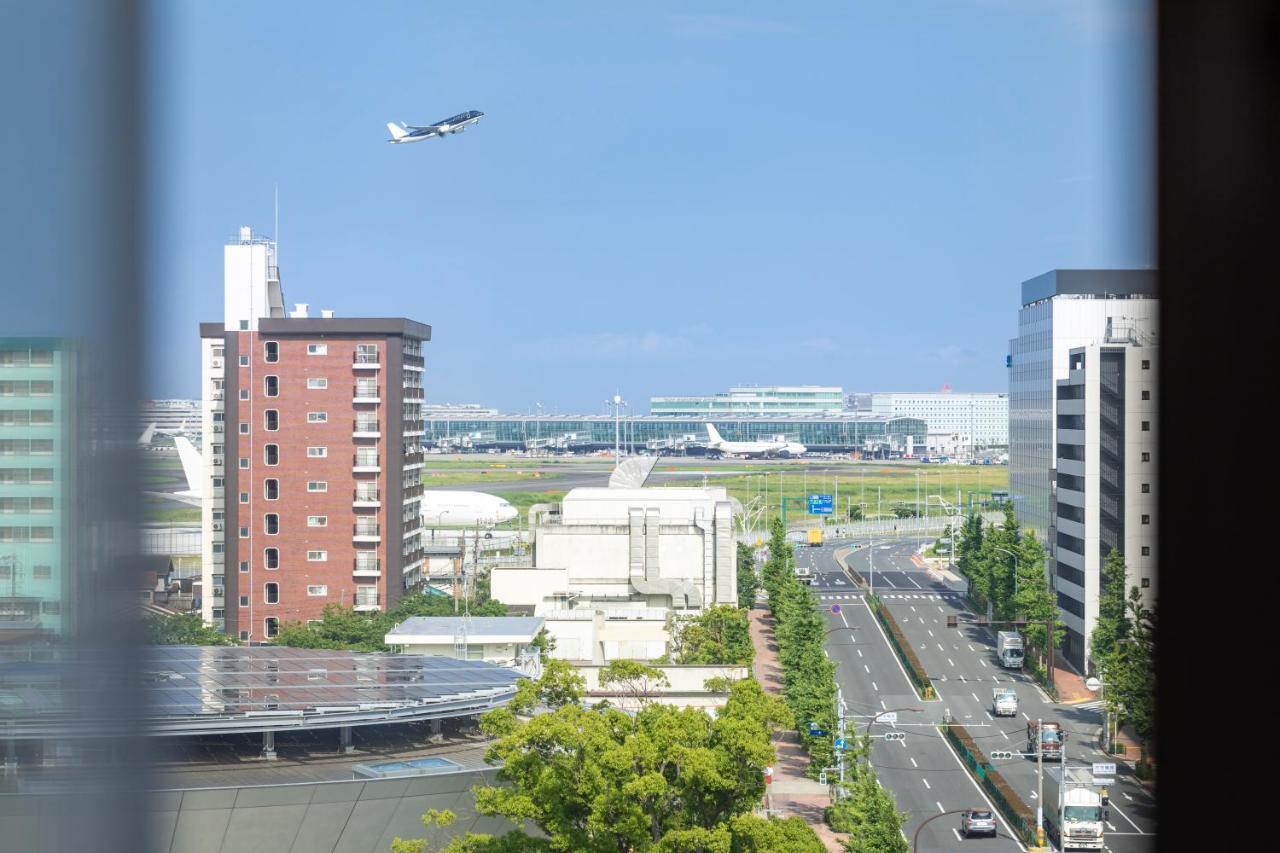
811, 538, 1157, 852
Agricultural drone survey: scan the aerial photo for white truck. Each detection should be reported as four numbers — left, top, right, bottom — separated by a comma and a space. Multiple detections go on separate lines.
1043, 766, 1108, 850
795, 565, 816, 586
996, 630, 1024, 668
992, 687, 1018, 716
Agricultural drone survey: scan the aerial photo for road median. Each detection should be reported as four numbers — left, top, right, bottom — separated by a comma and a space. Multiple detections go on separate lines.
865, 593, 935, 701
940, 721, 1038, 848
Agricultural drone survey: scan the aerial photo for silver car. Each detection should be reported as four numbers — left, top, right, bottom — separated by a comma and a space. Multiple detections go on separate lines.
960, 808, 997, 839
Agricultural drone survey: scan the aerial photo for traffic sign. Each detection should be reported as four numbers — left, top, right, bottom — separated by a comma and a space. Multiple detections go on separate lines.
808, 722, 828, 737
1092, 762, 1116, 778
831, 603, 842, 614
808, 494, 833, 515
879, 712, 898, 724
834, 738, 848, 751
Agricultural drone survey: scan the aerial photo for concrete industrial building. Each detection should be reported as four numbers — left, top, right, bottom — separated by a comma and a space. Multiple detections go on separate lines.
199, 226, 430, 640
492, 486, 738, 662
1053, 340, 1158, 671
650, 385, 844, 417
0, 339, 75, 640
1007, 270, 1158, 540
870, 390, 1009, 449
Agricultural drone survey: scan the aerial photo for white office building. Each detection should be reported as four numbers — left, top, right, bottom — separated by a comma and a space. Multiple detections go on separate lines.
1053, 339, 1157, 672
491, 486, 737, 662
650, 385, 844, 417
1008, 270, 1157, 541
870, 391, 1008, 449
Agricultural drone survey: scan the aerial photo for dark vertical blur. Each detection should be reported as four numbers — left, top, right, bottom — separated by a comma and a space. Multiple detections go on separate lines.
0, 2, 149, 851
1156, 0, 1274, 841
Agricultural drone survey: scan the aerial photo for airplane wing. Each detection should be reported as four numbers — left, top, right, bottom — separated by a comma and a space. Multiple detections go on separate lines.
404, 124, 441, 131
144, 490, 203, 507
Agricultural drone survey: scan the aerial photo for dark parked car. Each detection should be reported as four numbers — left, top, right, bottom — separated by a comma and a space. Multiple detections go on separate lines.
960, 808, 997, 839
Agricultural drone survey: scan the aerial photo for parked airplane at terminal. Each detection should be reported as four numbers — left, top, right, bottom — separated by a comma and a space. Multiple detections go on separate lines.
704, 423, 806, 458
143, 435, 203, 506
386, 110, 484, 143
421, 491, 517, 527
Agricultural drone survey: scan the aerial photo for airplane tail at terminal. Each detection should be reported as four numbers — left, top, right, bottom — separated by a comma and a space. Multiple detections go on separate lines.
704, 423, 724, 446
386, 122, 408, 141
139, 424, 158, 445
174, 436, 204, 494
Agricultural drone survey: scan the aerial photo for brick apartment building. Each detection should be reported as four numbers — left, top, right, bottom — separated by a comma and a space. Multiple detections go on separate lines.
200, 227, 428, 641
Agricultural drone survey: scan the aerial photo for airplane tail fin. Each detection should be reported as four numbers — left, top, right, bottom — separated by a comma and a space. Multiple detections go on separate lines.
174, 436, 204, 494
705, 423, 724, 446
139, 424, 157, 445
386, 122, 408, 141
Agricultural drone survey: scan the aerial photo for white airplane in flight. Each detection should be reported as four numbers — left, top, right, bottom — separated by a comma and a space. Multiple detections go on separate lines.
386, 110, 484, 144
143, 435, 204, 506
704, 423, 806, 459
421, 491, 517, 527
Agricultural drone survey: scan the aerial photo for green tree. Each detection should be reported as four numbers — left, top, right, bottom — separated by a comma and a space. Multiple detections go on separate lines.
143, 612, 237, 646
599, 659, 671, 704
1089, 548, 1130, 672
1108, 588, 1156, 740
502, 658, 587, 719
391, 808, 457, 853
275, 590, 508, 652
846, 504, 864, 521
837, 773, 909, 852
670, 605, 754, 666
1011, 531, 1063, 658
736, 543, 759, 606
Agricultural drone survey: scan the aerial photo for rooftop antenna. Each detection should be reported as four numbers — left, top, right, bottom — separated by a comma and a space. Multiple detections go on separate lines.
273, 183, 279, 262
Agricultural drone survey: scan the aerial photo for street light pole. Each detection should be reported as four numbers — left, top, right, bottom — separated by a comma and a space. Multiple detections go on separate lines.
1036, 716, 1045, 848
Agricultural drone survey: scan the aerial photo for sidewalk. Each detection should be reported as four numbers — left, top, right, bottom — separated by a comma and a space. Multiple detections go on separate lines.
749, 605, 846, 852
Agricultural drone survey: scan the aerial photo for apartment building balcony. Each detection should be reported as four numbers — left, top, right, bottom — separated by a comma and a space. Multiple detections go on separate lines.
352, 351, 381, 370
352, 558, 381, 578
353, 522, 381, 543
352, 590, 381, 612
353, 418, 380, 438
402, 386, 424, 400
352, 383, 380, 404
353, 488, 381, 508
352, 452, 380, 473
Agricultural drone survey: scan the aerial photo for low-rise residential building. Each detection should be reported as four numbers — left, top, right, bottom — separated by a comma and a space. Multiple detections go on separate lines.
385, 615, 545, 668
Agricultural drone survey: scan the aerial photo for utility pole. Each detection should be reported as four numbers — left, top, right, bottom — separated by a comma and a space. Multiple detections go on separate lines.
1036, 717, 1046, 848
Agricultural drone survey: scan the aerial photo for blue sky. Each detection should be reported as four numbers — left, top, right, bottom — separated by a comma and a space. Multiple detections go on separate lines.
148, 0, 1152, 412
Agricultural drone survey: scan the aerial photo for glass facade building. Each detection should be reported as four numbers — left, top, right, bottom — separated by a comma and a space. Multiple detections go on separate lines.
650, 385, 845, 417
0, 339, 75, 639
424, 414, 925, 452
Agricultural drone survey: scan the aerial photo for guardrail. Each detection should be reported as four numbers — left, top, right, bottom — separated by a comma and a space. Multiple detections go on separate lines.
939, 722, 1037, 847
867, 594, 934, 700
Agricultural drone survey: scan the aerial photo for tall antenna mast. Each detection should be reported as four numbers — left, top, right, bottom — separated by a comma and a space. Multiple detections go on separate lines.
273, 183, 279, 263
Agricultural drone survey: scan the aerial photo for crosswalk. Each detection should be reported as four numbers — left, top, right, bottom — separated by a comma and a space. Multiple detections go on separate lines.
816, 592, 961, 601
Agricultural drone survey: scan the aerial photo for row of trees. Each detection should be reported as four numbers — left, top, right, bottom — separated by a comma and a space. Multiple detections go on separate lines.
668, 604, 755, 667
955, 507, 1062, 671
1090, 550, 1156, 745
276, 590, 507, 651
392, 661, 826, 852
760, 517, 836, 776
823, 742, 910, 853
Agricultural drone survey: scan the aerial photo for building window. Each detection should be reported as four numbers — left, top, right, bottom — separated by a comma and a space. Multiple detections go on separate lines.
239, 389, 249, 400
264, 375, 279, 397
1141, 421, 1150, 431
307, 515, 327, 527
1141, 452, 1151, 462
239, 561, 249, 573
307, 481, 327, 492
33, 565, 52, 580
238, 526, 248, 538
306, 446, 328, 458
1141, 483, 1150, 494
1142, 514, 1150, 524
307, 584, 328, 596
307, 344, 327, 355
264, 341, 279, 363
1141, 390, 1150, 400
264, 548, 279, 569
239, 595, 249, 607
264, 513, 279, 535
306, 550, 327, 561
213, 477, 225, 488
239, 457, 249, 469
1141, 359, 1150, 369
307, 412, 328, 423
265, 617, 280, 638
239, 491, 249, 504
264, 478, 279, 500
307, 377, 328, 390
264, 410, 279, 431
1141, 546, 1151, 556
264, 444, 279, 465
264, 582, 279, 604
239, 320, 249, 331
1141, 578, 1150, 588
42, 601, 61, 615
239, 422, 249, 435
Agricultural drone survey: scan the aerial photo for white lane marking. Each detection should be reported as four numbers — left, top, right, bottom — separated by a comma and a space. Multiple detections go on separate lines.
959, 674, 967, 683
967, 645, 975, 652
952, 828, 964, 842
971, 692, 980, 703
841, 609, 849, 628
880, 698, 887, 710
857, 649, 863, 658
907, 576, 923, 589
910, 605, 917, 613
938, 606, 945, 613
984, 710, 993, 720
861, 598, 919, 694
937, 735, 1029, 853
1109, 802, 1145, 834
922, 778, 931, 790
979, 659, 988, 668
865, 664, 871, 673
927, 629, 935, 637
936, 801, 945, 813
1001, 729, 1009, 740
910, 756, 918, 768
872, 681, 878, 691
1021, 712, 1030, 721
1121, 792, 1132, 801
1029, 791, 1036, 799
937, 643, 945, 652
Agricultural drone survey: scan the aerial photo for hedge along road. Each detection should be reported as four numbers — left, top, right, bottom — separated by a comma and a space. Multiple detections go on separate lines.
809, 539, 1025, 852
844, 538, 1158, 852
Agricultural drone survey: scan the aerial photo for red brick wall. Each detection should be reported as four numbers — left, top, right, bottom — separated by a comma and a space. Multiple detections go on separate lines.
233, 332, 390, 636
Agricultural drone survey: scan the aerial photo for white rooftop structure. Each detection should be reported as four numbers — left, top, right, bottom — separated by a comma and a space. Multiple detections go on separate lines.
385, 616, 545, 646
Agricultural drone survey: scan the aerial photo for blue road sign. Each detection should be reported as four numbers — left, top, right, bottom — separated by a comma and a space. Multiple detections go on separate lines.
834, 738, 847, 751
808, 494, 833, 515
808, 722, 828, 737
831, 603, 842, 614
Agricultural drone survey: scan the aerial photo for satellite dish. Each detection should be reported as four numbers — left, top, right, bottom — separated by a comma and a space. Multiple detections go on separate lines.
609, 455, 658, 488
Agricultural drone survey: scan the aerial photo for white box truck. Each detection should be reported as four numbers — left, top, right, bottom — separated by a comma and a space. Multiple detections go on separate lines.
1043, 766, 1108, 850
992, 687, 1018, 716
996, 630, 1024, 668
